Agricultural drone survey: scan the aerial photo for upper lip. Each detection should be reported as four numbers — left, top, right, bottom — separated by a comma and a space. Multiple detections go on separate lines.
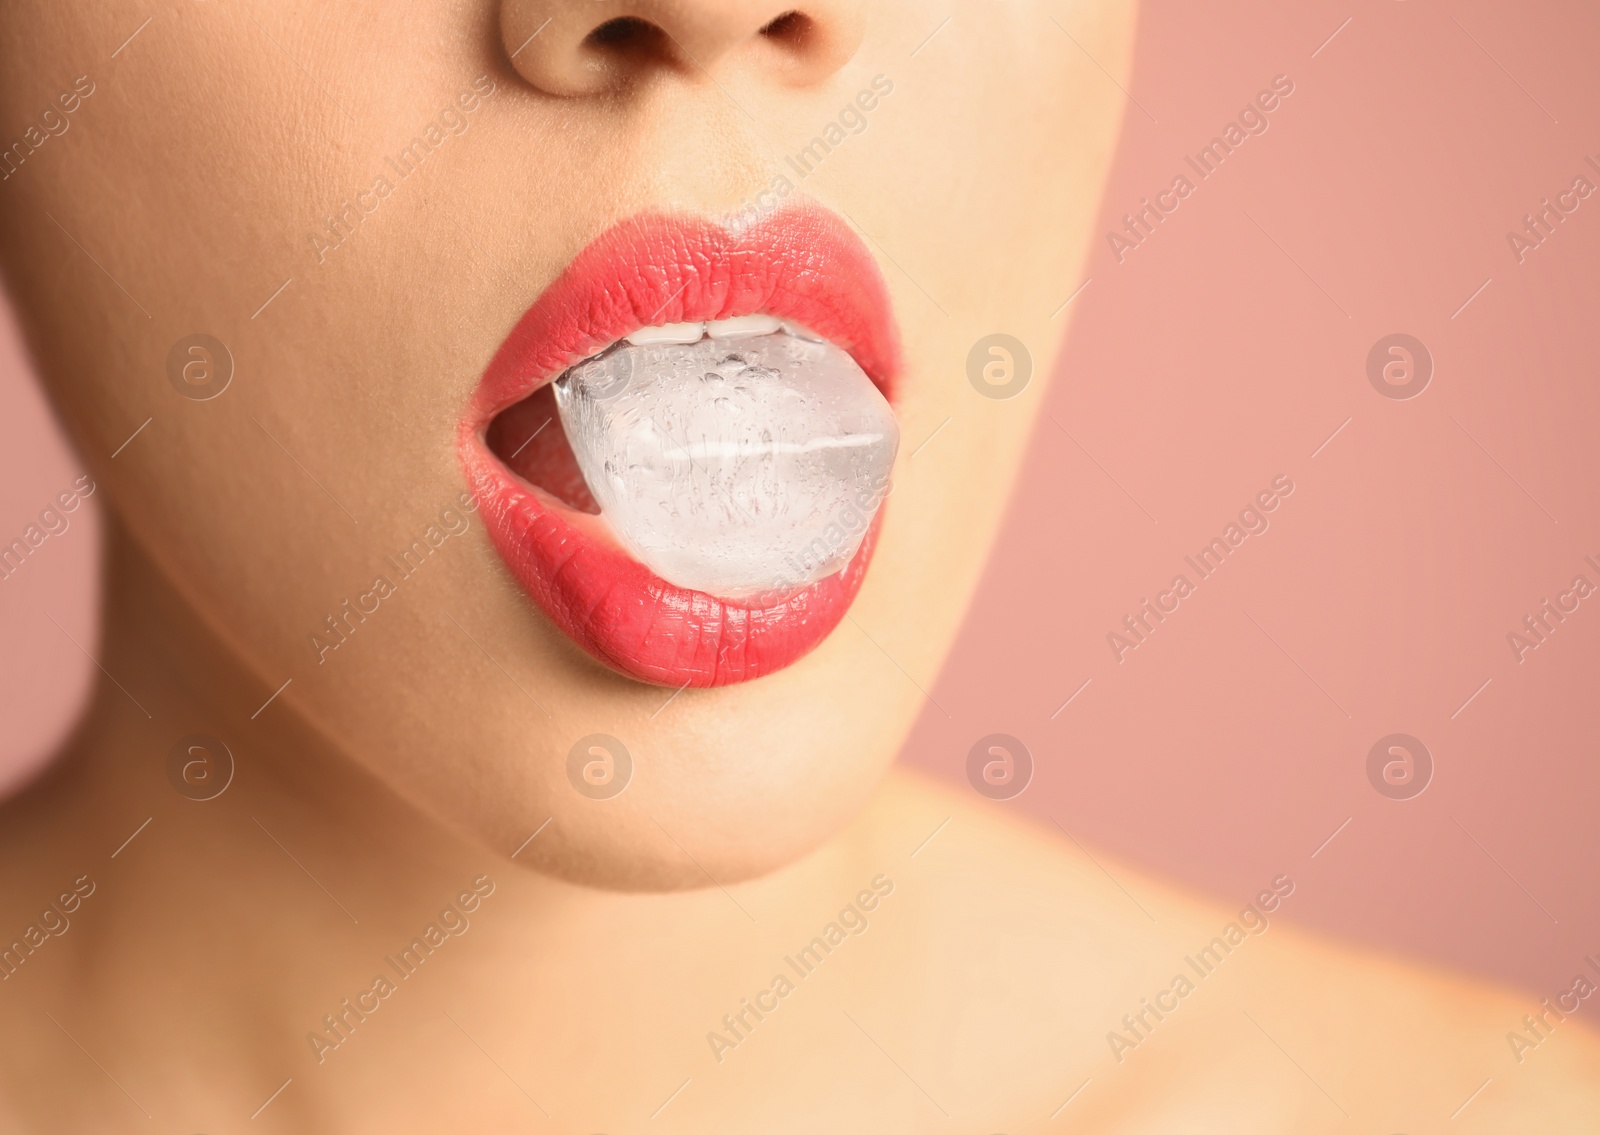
466, 205, 900, 430
458, 203, 901, 688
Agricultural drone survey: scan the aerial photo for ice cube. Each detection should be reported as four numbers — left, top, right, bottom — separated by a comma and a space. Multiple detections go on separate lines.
552, 330, 897, 601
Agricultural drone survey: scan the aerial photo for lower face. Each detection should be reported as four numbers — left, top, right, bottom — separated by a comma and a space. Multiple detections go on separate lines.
0, 0, 1133, 887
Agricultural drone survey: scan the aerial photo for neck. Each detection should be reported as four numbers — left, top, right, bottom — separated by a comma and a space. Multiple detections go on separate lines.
50, 519, 486, 894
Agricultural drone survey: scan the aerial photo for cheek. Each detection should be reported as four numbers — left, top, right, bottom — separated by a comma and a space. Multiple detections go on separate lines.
850, 6, 1132, 692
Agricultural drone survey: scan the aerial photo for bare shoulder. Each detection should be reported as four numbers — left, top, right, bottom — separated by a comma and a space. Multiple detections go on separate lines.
850, 769, 1600, 1131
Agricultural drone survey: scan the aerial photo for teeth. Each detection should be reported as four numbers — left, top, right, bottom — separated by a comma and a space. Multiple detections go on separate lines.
553, 328, 897, 601
621, 314, 808, 349
781, 321, 825, 342
625, 321, 705, 346
706, 314, 783, 339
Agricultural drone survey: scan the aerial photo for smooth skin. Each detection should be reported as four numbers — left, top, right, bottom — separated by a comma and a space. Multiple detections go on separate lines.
0, 1, 1596, 1131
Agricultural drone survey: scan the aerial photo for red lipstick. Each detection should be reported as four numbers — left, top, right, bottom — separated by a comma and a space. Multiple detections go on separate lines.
458, 206, 901, 687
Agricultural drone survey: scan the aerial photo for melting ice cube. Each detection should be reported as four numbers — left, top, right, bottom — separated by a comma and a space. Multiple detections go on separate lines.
553, 329, 897, 601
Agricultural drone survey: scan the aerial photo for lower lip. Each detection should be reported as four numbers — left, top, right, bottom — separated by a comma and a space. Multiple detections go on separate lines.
459, 208, 900, 688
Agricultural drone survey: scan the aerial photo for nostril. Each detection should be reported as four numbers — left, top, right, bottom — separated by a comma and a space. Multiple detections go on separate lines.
759, 10, 812, 46
584, 16, 666, 54
502, 3, 859, 97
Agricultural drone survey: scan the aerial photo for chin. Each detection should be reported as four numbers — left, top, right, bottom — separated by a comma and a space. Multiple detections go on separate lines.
483, 729, 893, 892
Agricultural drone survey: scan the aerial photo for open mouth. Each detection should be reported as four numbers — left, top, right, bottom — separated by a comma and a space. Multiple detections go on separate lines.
458, 207, 902, 688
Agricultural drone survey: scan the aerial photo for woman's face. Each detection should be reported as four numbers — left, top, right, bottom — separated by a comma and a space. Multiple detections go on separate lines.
0, 0, 1132, 887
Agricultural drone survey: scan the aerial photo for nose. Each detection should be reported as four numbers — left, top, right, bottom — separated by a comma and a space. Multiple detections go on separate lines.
500, 0, 865, 97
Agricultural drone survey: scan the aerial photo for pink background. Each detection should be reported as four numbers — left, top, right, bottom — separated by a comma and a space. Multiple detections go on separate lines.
4, 0, 1598, 996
